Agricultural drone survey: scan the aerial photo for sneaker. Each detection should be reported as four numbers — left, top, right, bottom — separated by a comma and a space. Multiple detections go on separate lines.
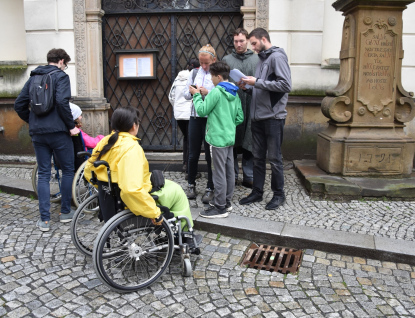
183, 233, 203, 248
36, 219, 50, 232
239, 191, 263, 205
201, 188, 214, 204
186, 184, 196, 199
199, 205, 228, 218
60, 209, 75, 223
209, 200, 233, 212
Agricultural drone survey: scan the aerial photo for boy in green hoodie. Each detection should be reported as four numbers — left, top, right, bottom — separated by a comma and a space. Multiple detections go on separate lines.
189, 61, 244, 218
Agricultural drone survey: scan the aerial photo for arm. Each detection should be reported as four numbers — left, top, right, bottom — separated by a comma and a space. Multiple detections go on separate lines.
255, 56, 291, 93
14, 78, 32, 123
80, 130, 105, 149
55, 75, 75, 131
235, 98, 244, 126
117, 147, 161, 219
183, 70, 194, 100
193, 89, 219, 117
168, 80, 176, 105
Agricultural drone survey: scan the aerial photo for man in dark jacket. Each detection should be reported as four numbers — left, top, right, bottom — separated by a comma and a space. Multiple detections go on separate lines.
239, 28, 292, 210
14, 48, 80, 232
222, 28, 258, 189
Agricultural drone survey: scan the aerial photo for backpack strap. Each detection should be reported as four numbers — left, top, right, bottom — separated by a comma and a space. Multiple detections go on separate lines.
191, 68, 199, 84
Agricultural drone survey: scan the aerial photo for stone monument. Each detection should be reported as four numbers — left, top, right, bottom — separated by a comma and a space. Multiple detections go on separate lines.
317, 0, 415, 177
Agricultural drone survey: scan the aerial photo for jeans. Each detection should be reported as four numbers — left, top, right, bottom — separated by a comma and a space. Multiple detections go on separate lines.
32, 132, 74, 221
177, 119, 189, 166
234, 148, 254, 183
251, 118, 285, 197
188, 117, 213, 189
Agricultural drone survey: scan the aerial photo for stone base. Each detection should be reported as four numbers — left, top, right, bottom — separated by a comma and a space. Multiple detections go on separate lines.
317, 124, 415, 177
294, 159, 415, 200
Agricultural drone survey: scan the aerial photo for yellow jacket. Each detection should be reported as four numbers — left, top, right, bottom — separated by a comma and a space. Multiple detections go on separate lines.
84, 132, 161, 219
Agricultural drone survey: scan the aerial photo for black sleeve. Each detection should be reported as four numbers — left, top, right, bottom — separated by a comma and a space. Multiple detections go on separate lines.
14, 78, 32, 123
55, 74, 75, 131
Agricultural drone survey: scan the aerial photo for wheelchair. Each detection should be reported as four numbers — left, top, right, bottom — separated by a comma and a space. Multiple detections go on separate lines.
71, 160, 201, 292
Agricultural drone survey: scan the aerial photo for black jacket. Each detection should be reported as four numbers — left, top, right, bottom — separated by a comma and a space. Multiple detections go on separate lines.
14, 65, 74, 136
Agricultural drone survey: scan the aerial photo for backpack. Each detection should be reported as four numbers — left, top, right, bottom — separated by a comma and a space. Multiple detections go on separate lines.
29, 69, 61, 116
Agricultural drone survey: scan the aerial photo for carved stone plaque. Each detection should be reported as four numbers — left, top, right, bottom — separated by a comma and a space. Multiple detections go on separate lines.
345, 145, 402, 173
357, 19, 396, 119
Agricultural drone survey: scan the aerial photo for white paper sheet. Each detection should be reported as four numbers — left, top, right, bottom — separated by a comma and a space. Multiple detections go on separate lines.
123, 58, 137, 77
137, 57, 152, 77
229, 69, 252, 89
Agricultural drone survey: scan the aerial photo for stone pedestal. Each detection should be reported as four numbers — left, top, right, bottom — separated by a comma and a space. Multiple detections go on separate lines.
317, 0, 415, 177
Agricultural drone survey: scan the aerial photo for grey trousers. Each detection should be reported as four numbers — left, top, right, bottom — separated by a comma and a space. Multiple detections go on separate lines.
211, 145, 235, 209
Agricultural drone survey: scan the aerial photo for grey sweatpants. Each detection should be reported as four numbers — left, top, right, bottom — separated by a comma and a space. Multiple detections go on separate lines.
211, 145, 235, 209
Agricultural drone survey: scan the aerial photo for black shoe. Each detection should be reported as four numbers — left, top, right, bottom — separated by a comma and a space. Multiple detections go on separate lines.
208, 200, 232, 212
186, 184, 196, 199
239, 191, 263, 205
265, 196, 286, 210
199, 205, 228, 218
184, 233, 203, 248
202, 188, 214, 204
242, 181, 253, 189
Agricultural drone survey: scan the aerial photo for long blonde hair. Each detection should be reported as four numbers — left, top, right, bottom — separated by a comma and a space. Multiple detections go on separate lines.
198, 44, 216, 60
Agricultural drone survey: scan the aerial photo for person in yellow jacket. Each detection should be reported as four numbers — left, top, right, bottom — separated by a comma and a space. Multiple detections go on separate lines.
84, 106, 164, 222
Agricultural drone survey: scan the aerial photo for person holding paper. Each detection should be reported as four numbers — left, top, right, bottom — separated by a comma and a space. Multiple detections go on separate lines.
222, 28, 258, 189
238, 28, 292, 211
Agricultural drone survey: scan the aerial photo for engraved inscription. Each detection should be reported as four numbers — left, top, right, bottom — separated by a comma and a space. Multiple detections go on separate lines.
346, 146, 402, 173
358, 20, 396, 116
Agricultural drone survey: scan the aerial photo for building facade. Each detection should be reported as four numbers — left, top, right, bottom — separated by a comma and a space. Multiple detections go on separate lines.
1, 0, 414, 160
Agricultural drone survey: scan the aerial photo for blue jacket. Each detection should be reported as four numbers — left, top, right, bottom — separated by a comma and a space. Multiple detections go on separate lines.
14, 65, 74, 136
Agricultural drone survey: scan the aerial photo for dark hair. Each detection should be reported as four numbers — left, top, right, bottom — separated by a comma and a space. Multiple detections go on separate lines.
95, 106, 141, 161
47, 48, 71, 65
248, 28, 271, 42
209, 61, 230, 80
232, 28, 249, 38
187, 58, 200, 71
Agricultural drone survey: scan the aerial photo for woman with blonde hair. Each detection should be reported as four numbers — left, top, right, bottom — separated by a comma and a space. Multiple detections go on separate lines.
183, 44, 216, 203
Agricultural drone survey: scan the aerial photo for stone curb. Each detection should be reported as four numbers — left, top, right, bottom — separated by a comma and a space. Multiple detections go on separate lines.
2, 169, 414, 266
191, 208, 415, 266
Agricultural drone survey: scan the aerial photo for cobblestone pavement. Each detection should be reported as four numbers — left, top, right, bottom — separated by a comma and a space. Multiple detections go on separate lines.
1, 159, 415, 242
1, 193, 415, 317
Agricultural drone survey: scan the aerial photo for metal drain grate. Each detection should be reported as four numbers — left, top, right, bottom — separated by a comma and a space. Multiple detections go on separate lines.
241, 244, 303, 274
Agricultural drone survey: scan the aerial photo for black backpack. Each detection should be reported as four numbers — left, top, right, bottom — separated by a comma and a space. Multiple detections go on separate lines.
29, 69, 61, 116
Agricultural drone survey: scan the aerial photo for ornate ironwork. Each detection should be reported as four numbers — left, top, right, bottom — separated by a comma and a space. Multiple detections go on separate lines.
103, 12, 242, 150
103, 0, 242, 13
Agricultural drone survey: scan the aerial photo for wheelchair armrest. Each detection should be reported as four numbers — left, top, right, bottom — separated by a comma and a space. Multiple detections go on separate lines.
151, 194, 159, 201
93, 160, 109, 168
77, 151, 91, 158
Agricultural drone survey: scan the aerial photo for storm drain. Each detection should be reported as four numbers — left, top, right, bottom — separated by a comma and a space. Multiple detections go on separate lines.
241, 243, 303, 274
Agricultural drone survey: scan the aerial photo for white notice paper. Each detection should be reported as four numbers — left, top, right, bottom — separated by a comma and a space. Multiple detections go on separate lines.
123, 58, 137, 77
137, 57, 151, 77
229, 69, 252, 89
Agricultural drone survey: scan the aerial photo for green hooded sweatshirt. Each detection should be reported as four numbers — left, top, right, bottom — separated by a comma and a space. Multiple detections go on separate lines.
193, 83, 244, 148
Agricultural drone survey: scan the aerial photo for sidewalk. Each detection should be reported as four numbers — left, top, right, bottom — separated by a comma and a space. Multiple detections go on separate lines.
0, 154, 414, 265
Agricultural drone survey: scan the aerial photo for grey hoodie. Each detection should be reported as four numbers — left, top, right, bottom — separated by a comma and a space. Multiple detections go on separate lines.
251, 46, 291, 121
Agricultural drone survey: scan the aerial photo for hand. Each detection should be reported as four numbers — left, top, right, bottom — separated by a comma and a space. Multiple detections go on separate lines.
158, 205, 175, 220
199, 86, 209, 96
241, 76, 256, 86
152, 215, 163, 226
70, 127, 81, 136
237, 80, 247, 90
189, 85, 200, 96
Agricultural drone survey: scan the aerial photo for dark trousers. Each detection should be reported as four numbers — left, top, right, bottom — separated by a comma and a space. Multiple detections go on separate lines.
177, 119, 189, 166
188, 117, 213, 189
32, 132, 74, 221
251, 118, 285, 197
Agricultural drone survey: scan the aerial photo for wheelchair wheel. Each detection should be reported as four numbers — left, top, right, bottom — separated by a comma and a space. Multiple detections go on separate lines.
182, 257, 192, 277
70, 193, 101, 257
93, 212, 174, 292
31, 163, 62, 203
72, 161, 99, 212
